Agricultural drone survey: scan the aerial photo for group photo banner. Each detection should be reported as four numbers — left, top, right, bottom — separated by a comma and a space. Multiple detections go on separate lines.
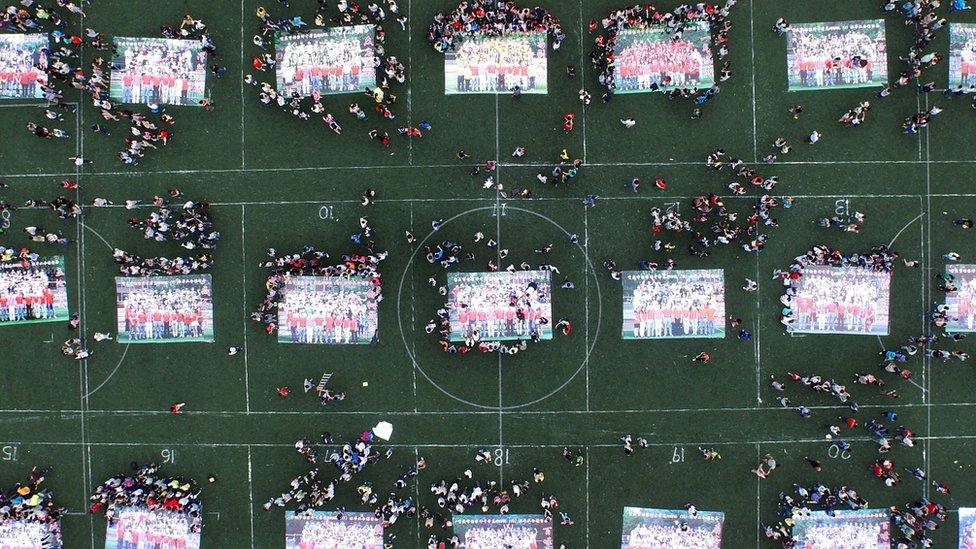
0, 33, 48, 99
612, 23, 714, 93
621, 506, 724, 549
115, 275, 215, 344
622, 269, 725, 339
447, 270, 553, 342
786, 20, 888, 91
0, 256, 69, 327
444, 31, 548, 94
104, 506, 201, 549
284, 510, 383, 549
0, 518, 62, 548
452, 514, 553, 549
275, 25, 377, 97
949, 23, 976, 91
277, 276, 379, 345
787, 265, 891, 336
791, 509, 889, 549
109, 37, 208, 106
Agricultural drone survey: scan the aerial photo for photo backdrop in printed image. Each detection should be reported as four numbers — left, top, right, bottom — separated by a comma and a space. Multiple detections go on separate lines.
612, 22, 714, 94
444, 31, 548, 94
0, 33, 49, 99
114, 275, 215, 344
949, 23, 976, 91
620, 506, 724, 549
621, 269, 725, 340
446, 270, 553, 342
103, 506, 201, 549
109, 37, 208, 106
274, 25, 377, 97
452, 514, 553, 549
277, 276, 379, 345
284, 510, 383, 549
960, 508, 976, 548
0, 256, 69, 326
0, 519, 62, 549
787, 265, 891, 336
785, 20, 888, 91
945, 264, 976, 333
791, 509, 889, 549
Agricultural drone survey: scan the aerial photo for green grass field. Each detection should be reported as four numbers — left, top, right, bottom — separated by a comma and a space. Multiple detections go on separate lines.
2, 0, 976, 547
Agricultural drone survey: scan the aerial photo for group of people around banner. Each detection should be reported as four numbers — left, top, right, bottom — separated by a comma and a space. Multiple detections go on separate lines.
0, 41, 46, 98
276, 32, 375, 97
449, 276, 551, 340
789, 29, 884, 87
451, 35, 544, 92
615, 36, 711, 91
629, 278, 721, 338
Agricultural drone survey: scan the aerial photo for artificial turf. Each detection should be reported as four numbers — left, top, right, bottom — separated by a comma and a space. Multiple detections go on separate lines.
1, 0, 976, 547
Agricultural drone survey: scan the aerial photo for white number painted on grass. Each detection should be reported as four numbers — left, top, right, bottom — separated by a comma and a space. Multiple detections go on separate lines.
671, 447, 685, 463
318, 205, 335, 220
834, 199, 850, 217
826, 444, 851, 460
161, 448, 176, 464
0, 445, 18, 461
492, 203, 507, 217
493, 448, 509, 466
0, 210, 10, 230
664, 202, 681, 214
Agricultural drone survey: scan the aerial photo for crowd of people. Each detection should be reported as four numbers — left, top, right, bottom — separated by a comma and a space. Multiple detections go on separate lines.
0, 468, 63, 549
112, 196, 220, 277
427, 1, 565, 55
89, 463, 203, 536
592, 2, 734, 105
252, 217, 385, 339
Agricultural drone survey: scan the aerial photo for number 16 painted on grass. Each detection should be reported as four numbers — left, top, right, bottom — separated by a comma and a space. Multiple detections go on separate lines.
161, 448, 176, 464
